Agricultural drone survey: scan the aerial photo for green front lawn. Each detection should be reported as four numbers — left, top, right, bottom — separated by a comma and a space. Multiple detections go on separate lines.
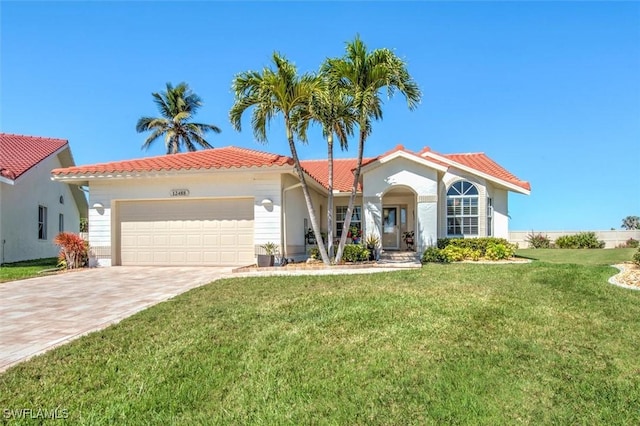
516, 248, 635, 265
0, 257, 58, 283
2, 261, 639, 424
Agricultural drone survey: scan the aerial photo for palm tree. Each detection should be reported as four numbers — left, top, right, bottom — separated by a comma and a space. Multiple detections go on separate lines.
136, 82, 221, 154
229, 53, 332, 265
322, 36, 421, 263
294, 80, 357, 261
622, 216, 640, 230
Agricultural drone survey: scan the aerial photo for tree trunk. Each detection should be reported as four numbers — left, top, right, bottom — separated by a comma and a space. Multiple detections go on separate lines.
285, 121, 331, 265
334, 128, 366, 263
327, 134, 334, 263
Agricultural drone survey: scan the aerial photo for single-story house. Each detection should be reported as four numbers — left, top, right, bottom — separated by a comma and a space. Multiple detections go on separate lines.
51, 144, 530, 266
0, 133, 88, 263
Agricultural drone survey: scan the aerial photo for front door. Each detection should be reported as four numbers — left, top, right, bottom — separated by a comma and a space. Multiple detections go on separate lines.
382, 206, 399, 249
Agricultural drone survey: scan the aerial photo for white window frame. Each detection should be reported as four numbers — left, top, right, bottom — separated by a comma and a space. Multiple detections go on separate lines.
336, 206, 362, 237
487, 198, 493, 237
38, 205, 48, 240
446, 181, 479, 237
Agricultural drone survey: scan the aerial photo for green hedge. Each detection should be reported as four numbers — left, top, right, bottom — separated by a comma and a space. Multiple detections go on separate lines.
342, 244, 370, 262
555, 232, 605, 249
424, 238, 516, 263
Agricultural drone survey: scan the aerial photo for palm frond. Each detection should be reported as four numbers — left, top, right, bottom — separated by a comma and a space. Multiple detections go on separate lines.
137, 82, 220, 154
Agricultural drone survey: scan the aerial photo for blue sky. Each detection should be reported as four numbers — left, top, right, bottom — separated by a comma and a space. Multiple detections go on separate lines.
2, 1, 639, 231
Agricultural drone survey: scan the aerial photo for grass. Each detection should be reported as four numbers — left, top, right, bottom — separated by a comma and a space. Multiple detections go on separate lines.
516, 248, 636, 266
2, 257, 640, 424
0, 257, 58, 283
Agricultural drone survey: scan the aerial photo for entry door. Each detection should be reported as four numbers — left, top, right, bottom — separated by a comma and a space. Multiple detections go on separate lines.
382, 207, 399, 249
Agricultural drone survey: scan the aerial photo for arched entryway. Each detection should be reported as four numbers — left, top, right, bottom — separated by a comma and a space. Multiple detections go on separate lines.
380, 186, 417, 251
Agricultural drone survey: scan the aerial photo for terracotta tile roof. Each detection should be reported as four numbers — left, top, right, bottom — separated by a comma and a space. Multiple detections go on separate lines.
300, 158, 371, 192
52, 143, 529, 193
360, 144, 450, 169
443, 152, 531, 191
52, 146, 294, 176
0, 133, 68, 180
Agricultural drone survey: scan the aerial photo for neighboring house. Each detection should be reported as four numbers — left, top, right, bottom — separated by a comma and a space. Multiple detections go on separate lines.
51, 144, 530, 267
0, 133, 88, 263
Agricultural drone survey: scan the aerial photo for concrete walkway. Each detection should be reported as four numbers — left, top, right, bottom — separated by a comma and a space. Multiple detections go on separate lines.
0, 267, 233, 372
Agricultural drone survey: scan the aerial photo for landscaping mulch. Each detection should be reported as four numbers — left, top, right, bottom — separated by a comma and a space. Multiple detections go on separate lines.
611, 262, 640, 289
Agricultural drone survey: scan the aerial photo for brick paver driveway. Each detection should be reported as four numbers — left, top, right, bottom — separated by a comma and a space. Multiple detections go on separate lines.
0, 266, 232, 372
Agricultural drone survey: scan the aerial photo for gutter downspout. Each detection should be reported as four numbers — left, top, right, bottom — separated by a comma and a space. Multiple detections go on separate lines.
282, 182, 302, 258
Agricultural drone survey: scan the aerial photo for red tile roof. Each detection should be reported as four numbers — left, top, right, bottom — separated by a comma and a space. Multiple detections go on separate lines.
300, 158, 371, 192
51, 144, 529, 193
52, 146, 294, 176
361, 144, 450, 170
0, 133, 68, 180
443, 152, 531, 191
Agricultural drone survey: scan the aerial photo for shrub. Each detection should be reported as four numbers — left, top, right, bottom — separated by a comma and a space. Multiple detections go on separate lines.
421, 246, 449, 263
485, 242, 515, 260
634, 250, 640, 267
436, 237, 514, 258
342, 244, 370, 262
309, 247, 320, 260
526, 232, 551, 249
625, 238, 639, 249
555, 232, 605, 249
53, 232, 88, 269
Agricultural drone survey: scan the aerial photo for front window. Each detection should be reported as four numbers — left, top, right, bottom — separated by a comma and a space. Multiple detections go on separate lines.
446, 181, 478, 236
59, 213, 64, 233
336, 206, 362, 237
38, 205, 48, 240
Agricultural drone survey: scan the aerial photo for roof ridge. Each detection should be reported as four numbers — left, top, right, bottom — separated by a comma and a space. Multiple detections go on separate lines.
0, 132, 67, 142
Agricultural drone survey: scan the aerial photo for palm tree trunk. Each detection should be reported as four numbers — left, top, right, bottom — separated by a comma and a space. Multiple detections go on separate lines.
334, 128, 366, 263
327, 134, 334, 263
285, 121, 331, 265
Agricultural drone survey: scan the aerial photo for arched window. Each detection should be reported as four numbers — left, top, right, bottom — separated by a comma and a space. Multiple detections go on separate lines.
446, 181, 479, 236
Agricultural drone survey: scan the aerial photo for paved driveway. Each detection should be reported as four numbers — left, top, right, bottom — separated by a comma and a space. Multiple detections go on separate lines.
0, 266, 233, 372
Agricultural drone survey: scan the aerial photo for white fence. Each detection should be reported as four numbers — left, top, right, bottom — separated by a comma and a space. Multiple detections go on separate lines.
509, 230, 640, 249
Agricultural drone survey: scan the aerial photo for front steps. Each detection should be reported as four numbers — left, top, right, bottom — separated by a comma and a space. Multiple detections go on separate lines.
377, 250, 421, 268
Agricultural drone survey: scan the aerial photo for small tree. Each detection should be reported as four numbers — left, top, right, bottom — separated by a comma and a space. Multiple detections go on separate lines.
54, 232, 88, 269
621, 216, 640, 230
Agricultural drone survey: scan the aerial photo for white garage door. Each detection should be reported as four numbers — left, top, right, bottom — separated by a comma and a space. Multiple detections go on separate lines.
118, 198, 254, 266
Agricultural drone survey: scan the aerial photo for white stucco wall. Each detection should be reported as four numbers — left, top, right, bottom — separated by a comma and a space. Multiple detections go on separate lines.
87, 170, 282, 266
282, 174, 331, 257
362, 157, 439, 252
1, 153, 83, 263
489, 186, 509, 239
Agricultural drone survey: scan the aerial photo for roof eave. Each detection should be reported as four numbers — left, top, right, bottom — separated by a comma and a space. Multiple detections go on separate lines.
51, 163, 296, 183
422, 151, 531, 195
360, 151, 449, 174
0, 175, 15, 185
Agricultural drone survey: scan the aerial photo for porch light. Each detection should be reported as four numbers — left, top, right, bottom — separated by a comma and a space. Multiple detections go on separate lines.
91, 202, 104, 209
261, 198, 273, 206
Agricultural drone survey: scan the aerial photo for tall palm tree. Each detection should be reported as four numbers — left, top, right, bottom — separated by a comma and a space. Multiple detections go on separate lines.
136, 82, 221, 154
322, 36, 421, 263
230, 53, 332, 265
294, 80, 357, 261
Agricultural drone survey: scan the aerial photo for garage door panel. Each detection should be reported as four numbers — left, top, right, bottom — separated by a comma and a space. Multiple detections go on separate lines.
119, 199, 255, 266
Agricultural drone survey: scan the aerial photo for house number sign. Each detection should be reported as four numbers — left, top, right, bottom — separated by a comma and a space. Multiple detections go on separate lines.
170, 189, 190, 197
